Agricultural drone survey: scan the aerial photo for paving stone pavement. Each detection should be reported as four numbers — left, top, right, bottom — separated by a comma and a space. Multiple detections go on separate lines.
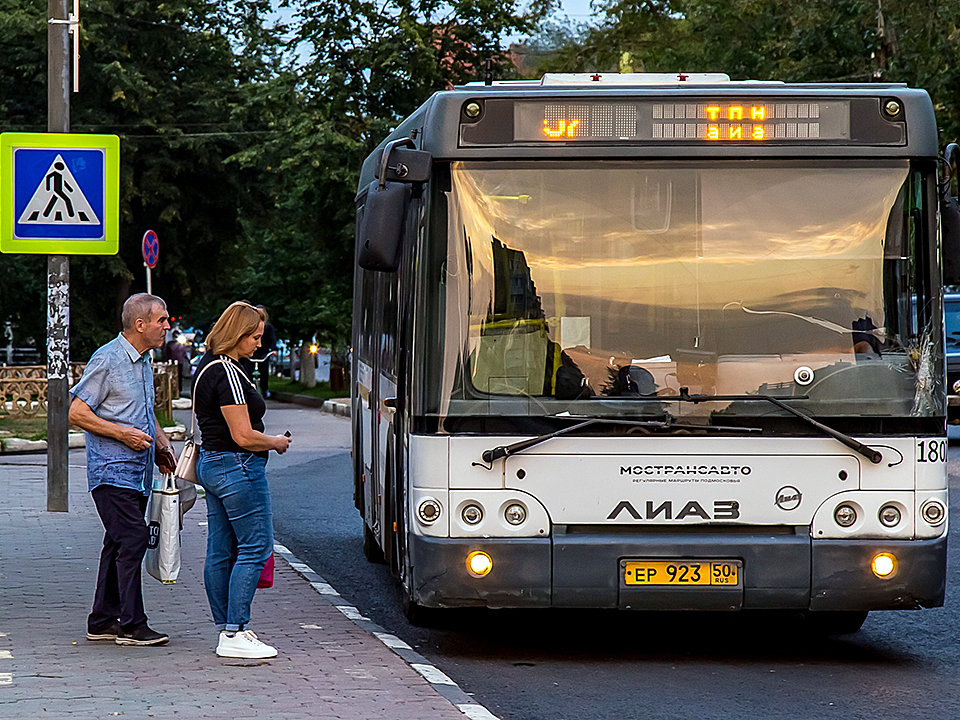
0, 457, 468, 720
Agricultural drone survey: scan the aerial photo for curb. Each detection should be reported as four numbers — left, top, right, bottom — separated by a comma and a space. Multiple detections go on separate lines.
320, 398, 351, 417
274, 543, 499, 720
270, 390, 325, 408
0, 432, 85, 454
0, 424, 186, 454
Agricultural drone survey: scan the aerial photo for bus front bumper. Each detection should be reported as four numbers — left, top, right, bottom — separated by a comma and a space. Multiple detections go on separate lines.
407, 532, 946, 611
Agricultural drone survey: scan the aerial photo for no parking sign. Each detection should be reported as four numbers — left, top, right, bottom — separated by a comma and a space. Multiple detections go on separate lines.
142, 229, 158, 268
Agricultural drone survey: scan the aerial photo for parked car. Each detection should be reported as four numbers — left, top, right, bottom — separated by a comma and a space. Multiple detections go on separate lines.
946, 293, 960, 414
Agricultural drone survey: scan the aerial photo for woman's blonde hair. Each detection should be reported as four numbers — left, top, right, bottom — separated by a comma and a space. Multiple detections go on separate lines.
206, 302, 266, 355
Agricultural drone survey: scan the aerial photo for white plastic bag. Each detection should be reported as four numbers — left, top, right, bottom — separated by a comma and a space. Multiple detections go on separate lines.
144, 474, 181, 584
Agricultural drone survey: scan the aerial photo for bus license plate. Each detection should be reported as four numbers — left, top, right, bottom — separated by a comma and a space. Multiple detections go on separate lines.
623, 560, 741, 586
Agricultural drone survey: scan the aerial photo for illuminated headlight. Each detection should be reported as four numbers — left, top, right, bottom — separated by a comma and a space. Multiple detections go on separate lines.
834, 504, 857, 527
921, 499, 946, 526
461, 504, 483, 525
878, 504, 902, 528
871, 552, 897, 578
504, 503, 527, 526
417, 498, 441, 525
466, 550, 493, 577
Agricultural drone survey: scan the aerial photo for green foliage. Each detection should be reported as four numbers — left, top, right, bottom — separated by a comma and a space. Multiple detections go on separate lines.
532, 0, 960, 142
0, 0, 283, 358
232, 0, 550, 351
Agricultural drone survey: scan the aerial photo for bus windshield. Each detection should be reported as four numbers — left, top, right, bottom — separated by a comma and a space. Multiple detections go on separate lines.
432, 160, 940, 421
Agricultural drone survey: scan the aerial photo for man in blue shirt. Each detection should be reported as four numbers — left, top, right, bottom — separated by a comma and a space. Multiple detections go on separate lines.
69, 293, 178, 646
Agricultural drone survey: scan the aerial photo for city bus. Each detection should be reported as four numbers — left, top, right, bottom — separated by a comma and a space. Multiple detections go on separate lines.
351, 73, 959, 632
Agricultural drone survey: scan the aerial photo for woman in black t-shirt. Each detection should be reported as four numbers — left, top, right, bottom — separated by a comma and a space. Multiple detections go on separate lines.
194, 301, 291, 659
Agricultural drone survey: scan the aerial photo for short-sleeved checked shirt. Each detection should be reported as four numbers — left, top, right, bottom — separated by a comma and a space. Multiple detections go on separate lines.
70, 333, 156, 494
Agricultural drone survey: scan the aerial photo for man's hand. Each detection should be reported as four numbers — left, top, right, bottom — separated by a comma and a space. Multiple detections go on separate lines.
155, 446, 177, 474
118, 426, 153, 451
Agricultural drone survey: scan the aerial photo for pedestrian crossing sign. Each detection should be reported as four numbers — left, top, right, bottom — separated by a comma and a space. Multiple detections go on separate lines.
0, 132, 119, 254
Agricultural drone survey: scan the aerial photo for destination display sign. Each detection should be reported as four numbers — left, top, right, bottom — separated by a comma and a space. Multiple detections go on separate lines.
513, 99, 852, 143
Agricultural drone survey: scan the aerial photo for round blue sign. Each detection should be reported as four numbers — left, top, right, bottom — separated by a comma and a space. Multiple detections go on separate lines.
142, 229, 159, 268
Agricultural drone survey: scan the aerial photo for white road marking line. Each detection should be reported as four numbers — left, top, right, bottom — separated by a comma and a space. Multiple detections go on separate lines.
290, 562, 311, 572
0, 673, 11, 685
300, 624, 323, 630
412, 663, 456, 685
0, 651, 11, 659
310, 581, 338, 595
344, 667, 377, 679
458, 704, 502, 720
273, 543, 291, 554
374, 632, 412, 650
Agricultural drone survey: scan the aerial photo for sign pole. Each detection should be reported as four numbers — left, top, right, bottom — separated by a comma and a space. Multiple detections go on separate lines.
46, 0, 71, 512
146, 263, 152, 295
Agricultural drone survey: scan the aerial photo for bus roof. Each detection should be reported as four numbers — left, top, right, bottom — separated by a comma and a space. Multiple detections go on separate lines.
359, 75, 937, 189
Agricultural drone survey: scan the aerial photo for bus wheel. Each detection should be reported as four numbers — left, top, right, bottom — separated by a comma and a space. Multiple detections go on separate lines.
362, 523, 386, 564
806, 610, 868, 635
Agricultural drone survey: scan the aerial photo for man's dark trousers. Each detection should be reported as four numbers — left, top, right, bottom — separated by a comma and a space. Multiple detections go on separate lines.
89, 485, 149, 631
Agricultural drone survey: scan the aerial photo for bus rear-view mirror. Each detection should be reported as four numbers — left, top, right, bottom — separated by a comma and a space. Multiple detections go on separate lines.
357, 180, 411, 272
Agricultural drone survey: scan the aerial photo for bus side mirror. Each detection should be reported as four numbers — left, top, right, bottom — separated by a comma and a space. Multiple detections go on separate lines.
357, 138, 431, 273
374, 147, 432, 183
941, 143, 960, 285
357, 180, 411, 272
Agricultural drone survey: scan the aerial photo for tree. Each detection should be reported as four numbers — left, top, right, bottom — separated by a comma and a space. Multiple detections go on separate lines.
533, 1, 960, 142
0, 0, 284, 358
233, 0, 554, 357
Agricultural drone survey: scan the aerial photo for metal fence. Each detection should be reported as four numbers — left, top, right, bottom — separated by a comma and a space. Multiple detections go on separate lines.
0, 362, 178, 419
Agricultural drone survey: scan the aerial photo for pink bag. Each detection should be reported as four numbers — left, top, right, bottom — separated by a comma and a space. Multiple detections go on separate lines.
258, 553, 275, 588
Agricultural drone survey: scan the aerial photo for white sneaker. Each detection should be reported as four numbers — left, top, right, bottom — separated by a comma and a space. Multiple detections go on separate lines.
216, 630, 278, 659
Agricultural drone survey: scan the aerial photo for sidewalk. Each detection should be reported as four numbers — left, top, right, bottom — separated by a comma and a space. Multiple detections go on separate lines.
0, 430, 467, 719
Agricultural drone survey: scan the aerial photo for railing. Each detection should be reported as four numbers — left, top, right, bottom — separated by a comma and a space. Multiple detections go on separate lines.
0, 362, 178, 419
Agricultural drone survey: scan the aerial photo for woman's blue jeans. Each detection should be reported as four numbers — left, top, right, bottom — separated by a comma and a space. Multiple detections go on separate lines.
197, 449, 273, 632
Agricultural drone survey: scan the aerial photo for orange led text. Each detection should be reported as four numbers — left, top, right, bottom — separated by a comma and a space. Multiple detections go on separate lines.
543, 119, 580, 138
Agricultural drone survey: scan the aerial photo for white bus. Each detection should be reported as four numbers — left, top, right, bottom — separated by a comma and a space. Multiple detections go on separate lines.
352, 74, 959, 632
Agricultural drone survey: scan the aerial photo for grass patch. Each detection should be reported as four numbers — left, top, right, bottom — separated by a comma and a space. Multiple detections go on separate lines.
270, 376, 345, 400
155, 411, 177, 428
0, 416, 49, 441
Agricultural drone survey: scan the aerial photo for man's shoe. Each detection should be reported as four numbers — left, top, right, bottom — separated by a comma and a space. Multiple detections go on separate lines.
115, 624, 169, 646
86, 621, 121, 641
216, 630, 277, 659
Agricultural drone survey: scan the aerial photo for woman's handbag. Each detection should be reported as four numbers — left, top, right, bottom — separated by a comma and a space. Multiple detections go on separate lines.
174, 439, 199, 484
258, 553, 275, 588
145, 474, 182, 584
175, 359, 229, 486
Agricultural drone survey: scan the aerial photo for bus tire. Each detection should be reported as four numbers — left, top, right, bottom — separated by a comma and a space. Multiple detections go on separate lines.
806, 610, 868, 635
363, 523, 386, 564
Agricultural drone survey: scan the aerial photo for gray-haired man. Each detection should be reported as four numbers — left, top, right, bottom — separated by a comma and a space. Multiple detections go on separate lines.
69, 293, 178, 646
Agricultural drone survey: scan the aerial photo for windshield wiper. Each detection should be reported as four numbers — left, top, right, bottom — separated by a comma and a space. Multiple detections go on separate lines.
673, 387, 883, 464
475, 415, 761, 469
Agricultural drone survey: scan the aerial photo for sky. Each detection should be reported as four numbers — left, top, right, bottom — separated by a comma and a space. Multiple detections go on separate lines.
553, 0, 596, 22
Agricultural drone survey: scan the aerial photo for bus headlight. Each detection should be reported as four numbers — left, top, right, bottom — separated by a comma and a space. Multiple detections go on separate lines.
878, 504, 902, 528
466, 551, 493, 577
921, 499, 946, 526
835, 504, 857, 527
461, 504, 483, 525
417, 498, 441, 525
871, 552, 897, 578
504, 503, 527, 525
